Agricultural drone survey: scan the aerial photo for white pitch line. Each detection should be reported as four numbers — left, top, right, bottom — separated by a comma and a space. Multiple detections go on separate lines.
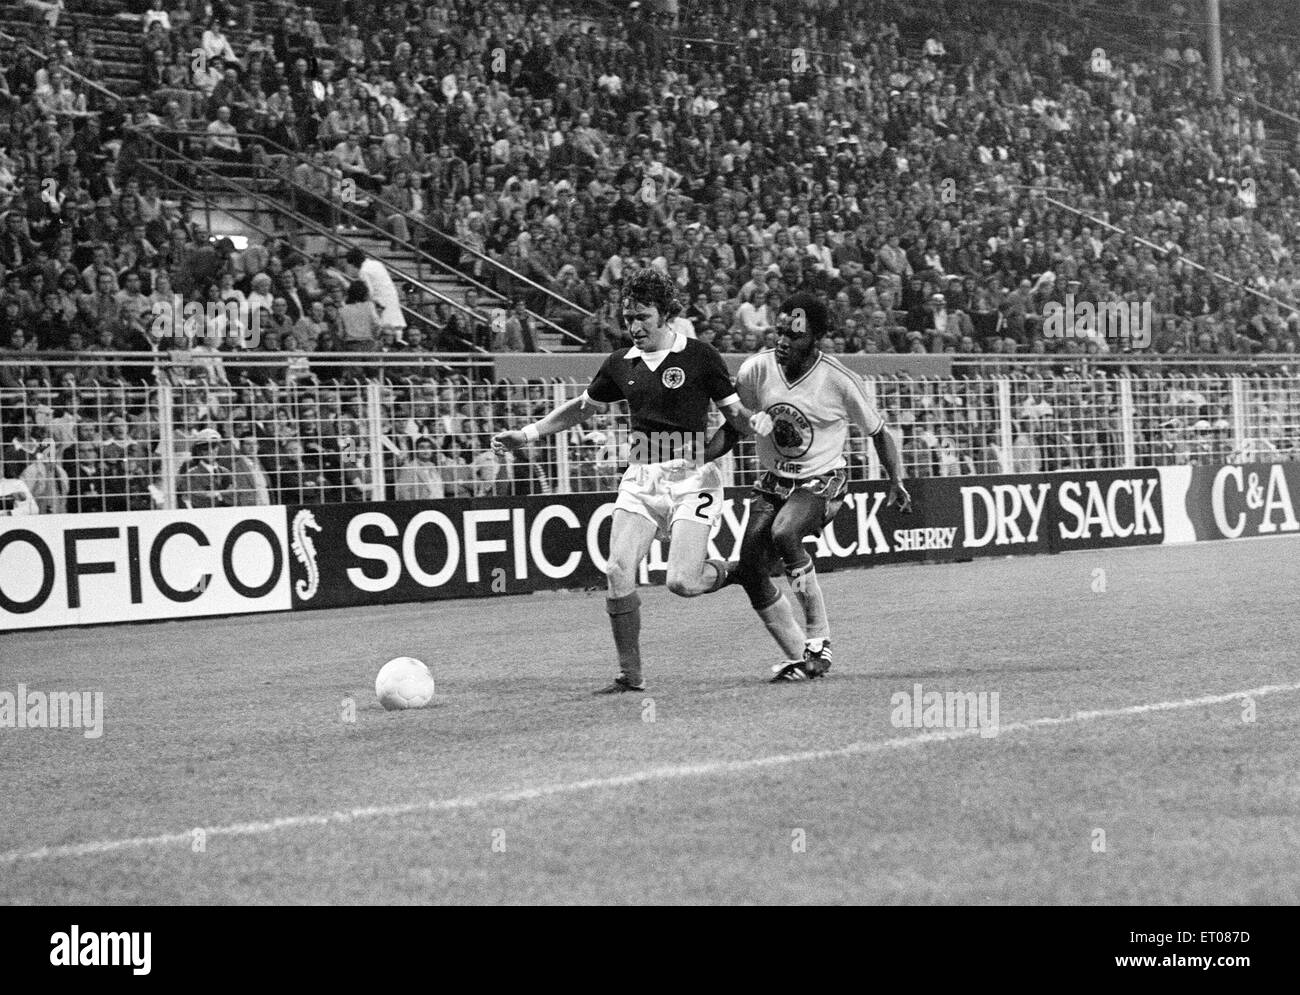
3, 681, 1298, 867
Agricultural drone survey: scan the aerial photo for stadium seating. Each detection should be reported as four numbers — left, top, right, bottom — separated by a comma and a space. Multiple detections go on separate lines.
2, 0, 1299, 513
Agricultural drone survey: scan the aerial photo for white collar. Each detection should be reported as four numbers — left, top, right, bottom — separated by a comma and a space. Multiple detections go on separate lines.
626, 332, 688, 359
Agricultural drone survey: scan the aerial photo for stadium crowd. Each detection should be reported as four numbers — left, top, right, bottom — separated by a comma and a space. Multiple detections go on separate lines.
2, 0, 1300, 514
109, 0, 1300, 356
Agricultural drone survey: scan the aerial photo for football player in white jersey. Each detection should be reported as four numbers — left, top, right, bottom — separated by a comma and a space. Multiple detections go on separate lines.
707, 292, 912, 681
491, 269, 764, 693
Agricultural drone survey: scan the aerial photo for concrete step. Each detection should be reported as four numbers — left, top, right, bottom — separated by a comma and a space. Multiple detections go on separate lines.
54, 3, 564, 349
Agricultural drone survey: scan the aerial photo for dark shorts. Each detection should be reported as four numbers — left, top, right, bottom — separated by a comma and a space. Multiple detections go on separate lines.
754, 468, 849, 526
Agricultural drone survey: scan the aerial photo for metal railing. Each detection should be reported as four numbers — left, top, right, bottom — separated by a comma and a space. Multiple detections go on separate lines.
137, 128, 586, 348
127, 155, 462, 349
4, 356, 1298, 514
130, 128, 497, 345
234, 130, 594, 331
1041, 195, 1300, 320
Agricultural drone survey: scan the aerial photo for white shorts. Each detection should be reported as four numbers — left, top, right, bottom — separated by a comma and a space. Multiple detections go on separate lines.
614, 461, 724, 538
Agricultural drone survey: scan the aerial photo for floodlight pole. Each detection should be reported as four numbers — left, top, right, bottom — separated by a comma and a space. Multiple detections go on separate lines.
1206, 0, 1223, 98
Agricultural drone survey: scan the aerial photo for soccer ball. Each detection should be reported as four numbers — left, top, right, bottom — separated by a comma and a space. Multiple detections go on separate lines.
375, 657, 436, 711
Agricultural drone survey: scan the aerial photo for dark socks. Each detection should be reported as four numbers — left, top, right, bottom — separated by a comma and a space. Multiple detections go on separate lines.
729, 562, 780, 610
606, 592, 642, 683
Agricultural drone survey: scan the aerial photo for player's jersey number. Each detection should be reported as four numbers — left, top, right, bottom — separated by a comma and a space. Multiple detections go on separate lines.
695, 491, 714, 519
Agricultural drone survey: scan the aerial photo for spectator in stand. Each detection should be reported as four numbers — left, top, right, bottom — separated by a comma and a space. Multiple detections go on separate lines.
338, 277, 380, 352
178, 424, 233, 504
229, 433, 272, 505
342, 247, 404, 333
206, 105, 244, 162
63, 438, 106, 512
393, 434, 445, 500
142, 1, 170, 34
200, 20, 239, 67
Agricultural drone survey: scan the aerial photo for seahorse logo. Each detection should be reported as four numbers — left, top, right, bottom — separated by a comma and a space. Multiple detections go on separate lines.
291, 509, 322, 601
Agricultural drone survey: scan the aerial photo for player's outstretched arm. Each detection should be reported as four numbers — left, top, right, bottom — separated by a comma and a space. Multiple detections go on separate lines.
491, 393, 607, 454
703, 422, 741, 462
722, 398, 772, 438
703, 398, 772, 462
871, 426, 913, 513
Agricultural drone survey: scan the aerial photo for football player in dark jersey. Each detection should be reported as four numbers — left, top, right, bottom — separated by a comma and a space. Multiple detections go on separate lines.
492, 269, 790, 693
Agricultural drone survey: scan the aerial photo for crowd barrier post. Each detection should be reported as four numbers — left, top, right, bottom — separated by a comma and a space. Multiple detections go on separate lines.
365, 382, 386, 500
553, 380, 572, 495
158, 383, 178, 511
995, 378, 1014, 473
1119, 378, 1138, 467
1230, 377, 1248, 454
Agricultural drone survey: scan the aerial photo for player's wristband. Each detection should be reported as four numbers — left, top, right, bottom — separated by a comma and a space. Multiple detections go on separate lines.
522, 424, 541, 443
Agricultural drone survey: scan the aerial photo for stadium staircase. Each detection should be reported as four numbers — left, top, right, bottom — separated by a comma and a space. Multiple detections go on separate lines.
1, 0, 588, 351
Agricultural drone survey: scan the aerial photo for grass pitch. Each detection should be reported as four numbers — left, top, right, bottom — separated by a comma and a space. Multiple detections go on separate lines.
2, 538, 1298, 904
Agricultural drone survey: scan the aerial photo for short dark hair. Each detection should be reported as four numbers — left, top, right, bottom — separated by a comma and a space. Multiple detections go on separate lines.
344, 247, 365, 268
778, 292, 830, 340
622, 267, 680, 317
345, 279, 370, 304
